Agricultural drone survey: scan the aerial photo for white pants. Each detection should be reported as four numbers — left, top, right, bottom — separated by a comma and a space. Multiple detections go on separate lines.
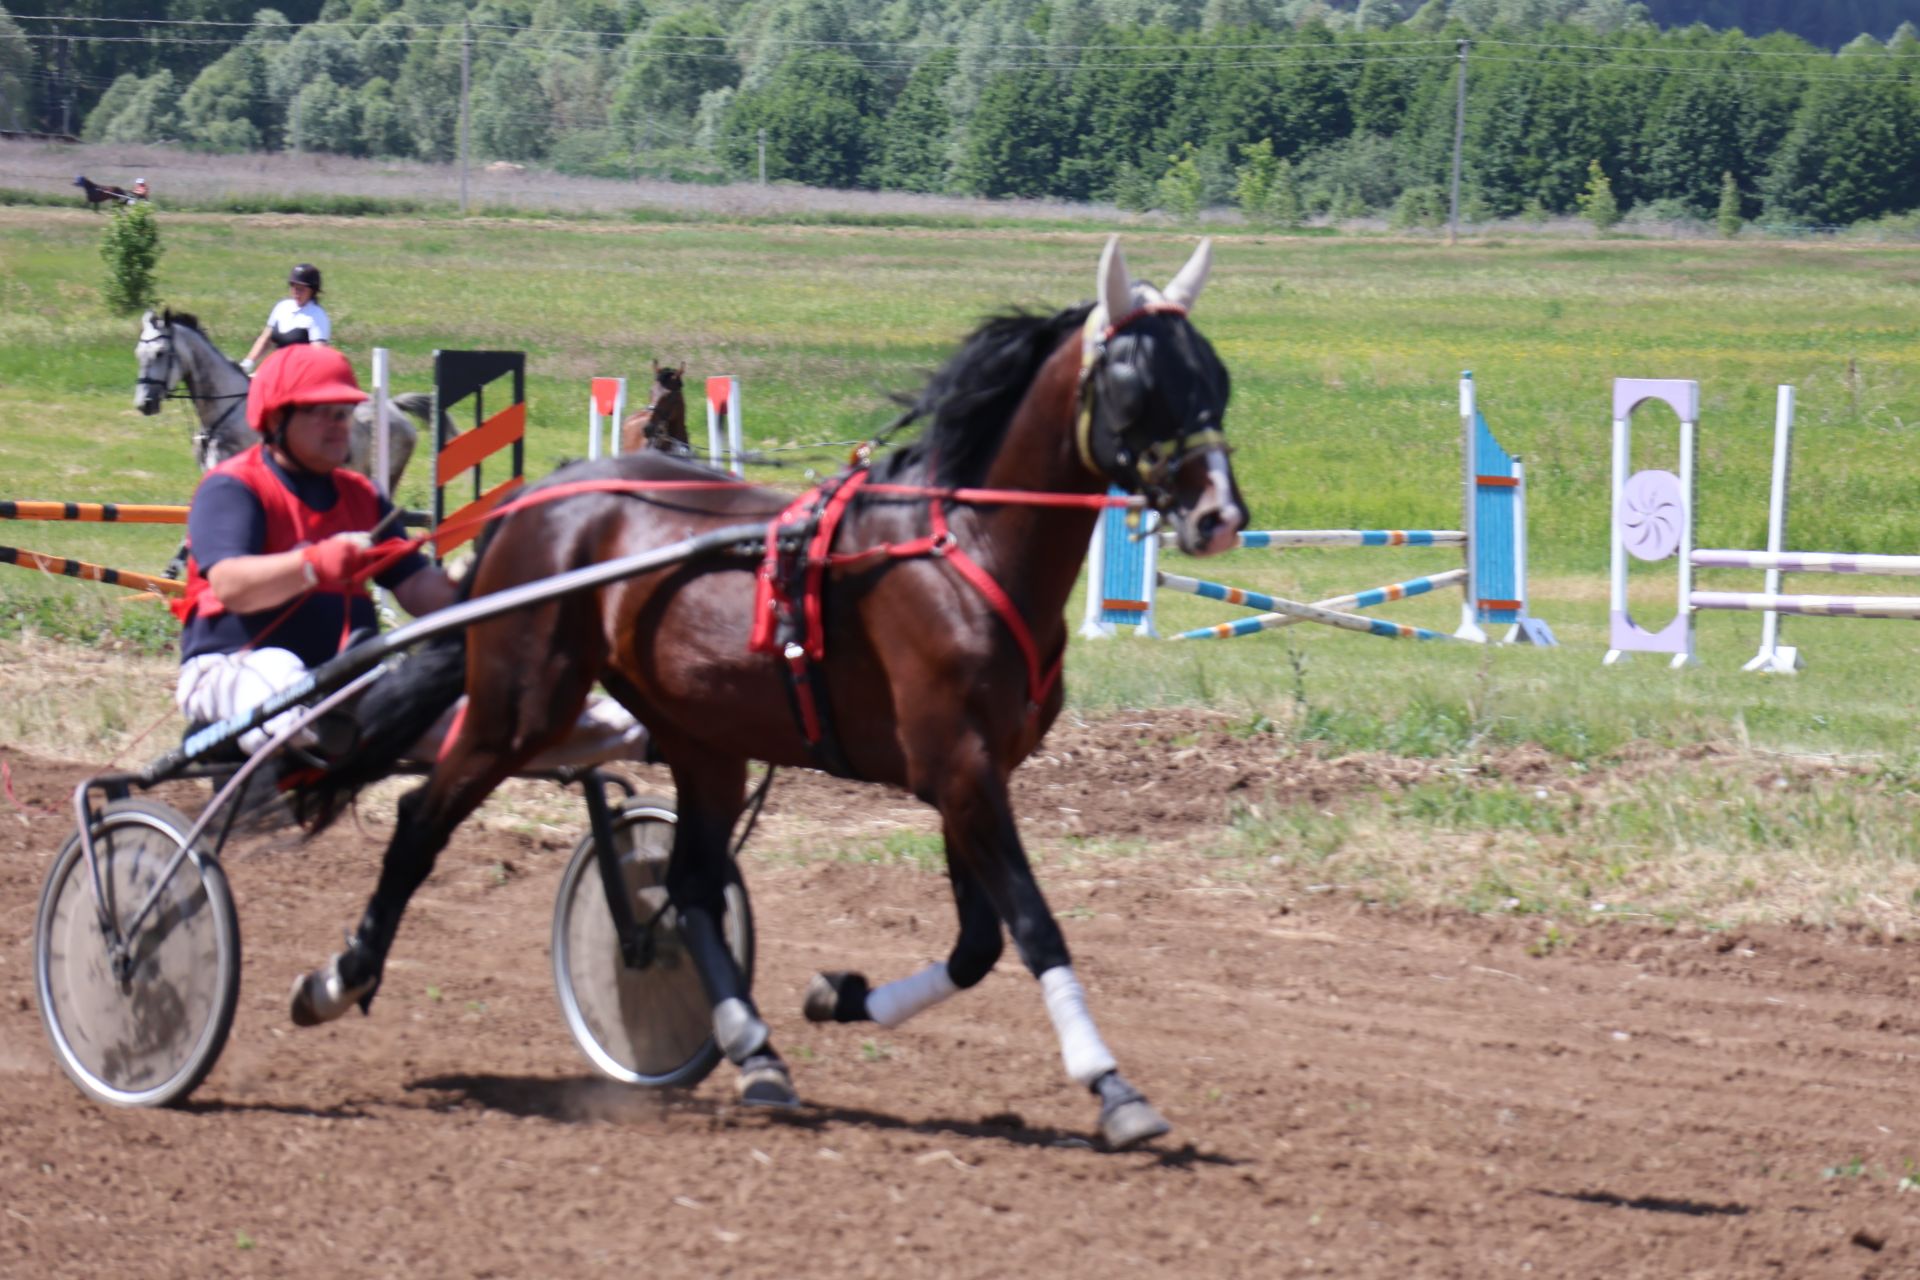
176, 647, 650, 766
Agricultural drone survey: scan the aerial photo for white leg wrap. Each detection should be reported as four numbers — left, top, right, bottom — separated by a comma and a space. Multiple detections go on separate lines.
864, 962, 959, 1029
1040, 966, 1118, 1087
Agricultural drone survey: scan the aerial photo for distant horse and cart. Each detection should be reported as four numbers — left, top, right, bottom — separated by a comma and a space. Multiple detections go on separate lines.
32, 239, 1243, 1150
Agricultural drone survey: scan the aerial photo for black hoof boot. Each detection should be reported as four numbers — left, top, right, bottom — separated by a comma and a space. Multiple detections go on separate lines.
289, 938, 382, 1027
738, 1053, 799, 1108
803, 971, 872, 1024
1093, 1070, 1171, 1150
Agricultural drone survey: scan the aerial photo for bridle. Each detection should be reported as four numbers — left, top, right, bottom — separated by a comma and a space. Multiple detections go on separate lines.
1074, 302, 1229, 509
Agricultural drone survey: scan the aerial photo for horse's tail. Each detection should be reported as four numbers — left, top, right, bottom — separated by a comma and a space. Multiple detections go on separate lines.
299, 526, 495, 835
388, 391, 458, 442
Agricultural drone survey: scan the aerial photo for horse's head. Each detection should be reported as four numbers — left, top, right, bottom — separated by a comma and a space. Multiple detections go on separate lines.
652, 360, 686, 395
1079, 237, 1246, 557
133, 309, 181, 415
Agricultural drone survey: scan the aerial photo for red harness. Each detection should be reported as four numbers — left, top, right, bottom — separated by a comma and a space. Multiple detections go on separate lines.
344, 471, 1135, 766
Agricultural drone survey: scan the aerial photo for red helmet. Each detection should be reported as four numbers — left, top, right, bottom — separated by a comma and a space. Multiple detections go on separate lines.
246, 344, 368, 433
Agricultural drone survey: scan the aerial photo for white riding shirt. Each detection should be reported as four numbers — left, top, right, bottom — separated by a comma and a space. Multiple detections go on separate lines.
267, 298, 332, 344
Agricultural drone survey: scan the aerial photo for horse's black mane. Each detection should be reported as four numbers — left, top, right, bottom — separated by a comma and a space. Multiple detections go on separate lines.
162, 308, 202, 333
875, 303, 1093, 488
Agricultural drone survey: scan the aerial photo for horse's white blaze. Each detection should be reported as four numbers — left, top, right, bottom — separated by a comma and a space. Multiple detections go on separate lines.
1040, 965, 1118, 1087
1162, 237, 1213, 311
865, 962, 960, 1028
1197, 446, 1244, 555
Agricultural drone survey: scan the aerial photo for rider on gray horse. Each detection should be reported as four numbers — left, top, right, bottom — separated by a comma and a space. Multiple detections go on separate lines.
241, 264, 331, 374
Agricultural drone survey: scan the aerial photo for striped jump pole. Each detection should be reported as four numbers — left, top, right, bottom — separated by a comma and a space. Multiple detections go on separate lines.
1167, 569, 1467, 641
1227, 529, 1465, 549
0, 545, 185, 597
1690, 592, 1920, 620
1158, 572, 1462, 642
1692, 550, 1920, 577
1, 501, 188, 524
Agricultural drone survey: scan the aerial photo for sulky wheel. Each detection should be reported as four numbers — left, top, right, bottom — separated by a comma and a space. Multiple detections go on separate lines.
551, 795, 753, 1089
36, 799, 241, 1108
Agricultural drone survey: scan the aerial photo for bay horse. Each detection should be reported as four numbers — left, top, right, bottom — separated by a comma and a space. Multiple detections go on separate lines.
620, 360, 691, 454
293, 237, 1245, 1149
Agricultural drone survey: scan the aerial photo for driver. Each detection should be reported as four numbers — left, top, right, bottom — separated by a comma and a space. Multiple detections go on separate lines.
173, 343, 455, 754
240, 263, 331, 374
174, 343, 653, 767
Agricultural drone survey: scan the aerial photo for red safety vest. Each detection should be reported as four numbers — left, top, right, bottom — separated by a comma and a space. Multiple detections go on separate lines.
172, 444, 381, 624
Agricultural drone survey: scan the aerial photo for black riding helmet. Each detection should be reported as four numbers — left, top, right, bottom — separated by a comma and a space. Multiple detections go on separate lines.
288, 263, 323, 296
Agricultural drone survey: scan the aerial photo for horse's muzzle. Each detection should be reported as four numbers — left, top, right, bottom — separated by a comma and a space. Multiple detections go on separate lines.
134, 391, 162, 416
1169, 447, 1246, 557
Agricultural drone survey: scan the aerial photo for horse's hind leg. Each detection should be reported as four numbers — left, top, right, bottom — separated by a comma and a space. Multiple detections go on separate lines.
664, 743, 797, 1107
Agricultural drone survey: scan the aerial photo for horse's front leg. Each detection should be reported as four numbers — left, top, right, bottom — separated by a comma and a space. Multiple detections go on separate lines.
662, 740, 798, 1107
808, 735, 1168, 1149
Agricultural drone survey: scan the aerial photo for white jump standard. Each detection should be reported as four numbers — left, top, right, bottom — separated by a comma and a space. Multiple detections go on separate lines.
1606, 379, 1914, 672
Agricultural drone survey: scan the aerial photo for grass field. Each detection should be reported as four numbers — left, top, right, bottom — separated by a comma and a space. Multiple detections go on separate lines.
4, 205, 1920, 928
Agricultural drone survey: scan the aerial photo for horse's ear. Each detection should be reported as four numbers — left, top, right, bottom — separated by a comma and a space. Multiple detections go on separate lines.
652, 358, 661, 375
1097, 235, 1130, 322
1163, 238, 1213, 311
674, 362, 685, 377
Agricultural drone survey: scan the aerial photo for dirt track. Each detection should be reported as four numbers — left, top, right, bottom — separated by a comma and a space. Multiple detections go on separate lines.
5, 721, 1920, 1278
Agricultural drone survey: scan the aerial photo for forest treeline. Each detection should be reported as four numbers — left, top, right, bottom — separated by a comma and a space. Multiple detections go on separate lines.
7, 0, 1920, 228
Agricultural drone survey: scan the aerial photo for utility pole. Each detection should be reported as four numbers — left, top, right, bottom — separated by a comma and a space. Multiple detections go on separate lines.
458, 19, 472, 215
1448, 38, 1467, 246
757, 127, 767, 185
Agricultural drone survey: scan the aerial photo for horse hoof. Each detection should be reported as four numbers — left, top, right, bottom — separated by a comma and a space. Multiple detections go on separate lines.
289, 952, 377, 1028
803, 971, 871, 1023
1093, 1070, 1171, 1150
738, 1055, 800, 1108
1100, 1098, 1171, 1150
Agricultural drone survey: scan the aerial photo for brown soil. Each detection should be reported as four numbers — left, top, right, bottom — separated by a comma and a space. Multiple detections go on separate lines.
4, 722, 1919, 1279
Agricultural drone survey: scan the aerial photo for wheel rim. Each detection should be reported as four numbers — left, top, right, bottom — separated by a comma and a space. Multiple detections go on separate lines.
39, 811, 231, 1106
554, 805, 749, 1086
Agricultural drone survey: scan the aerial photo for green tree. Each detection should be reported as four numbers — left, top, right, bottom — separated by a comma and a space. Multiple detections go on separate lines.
83, 70, 178, 144
956, 68, 1068, 198
1762, 62, 1920, 226
178, 45, 271, 151
1270, 157, 1303, 228
0, 5, 29, 132
1715, 169, 1742, 236
287, 73, 361, 154
720, 50, 878, 188
357, 76, 408, 157
614, 9, 738, 127
1233, 137, 1278, 223
1157, 142, 1206, 218
873, 51, 955, 193
100, 200, 162, 317
473, 46, 551, 161
1639, 59, 1745, 215
1579, 158, 1620, 230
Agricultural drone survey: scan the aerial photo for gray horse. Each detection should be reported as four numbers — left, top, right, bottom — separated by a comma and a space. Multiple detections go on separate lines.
134, 308, 426, 489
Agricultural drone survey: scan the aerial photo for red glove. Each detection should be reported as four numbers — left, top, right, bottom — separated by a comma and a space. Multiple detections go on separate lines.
302, 535, 409, 592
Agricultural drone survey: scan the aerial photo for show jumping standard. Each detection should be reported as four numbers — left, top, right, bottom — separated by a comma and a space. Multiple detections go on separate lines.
1082, 371, 1551, 645
288, 238, 1245, 1149
1606, 379, 1916, 672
